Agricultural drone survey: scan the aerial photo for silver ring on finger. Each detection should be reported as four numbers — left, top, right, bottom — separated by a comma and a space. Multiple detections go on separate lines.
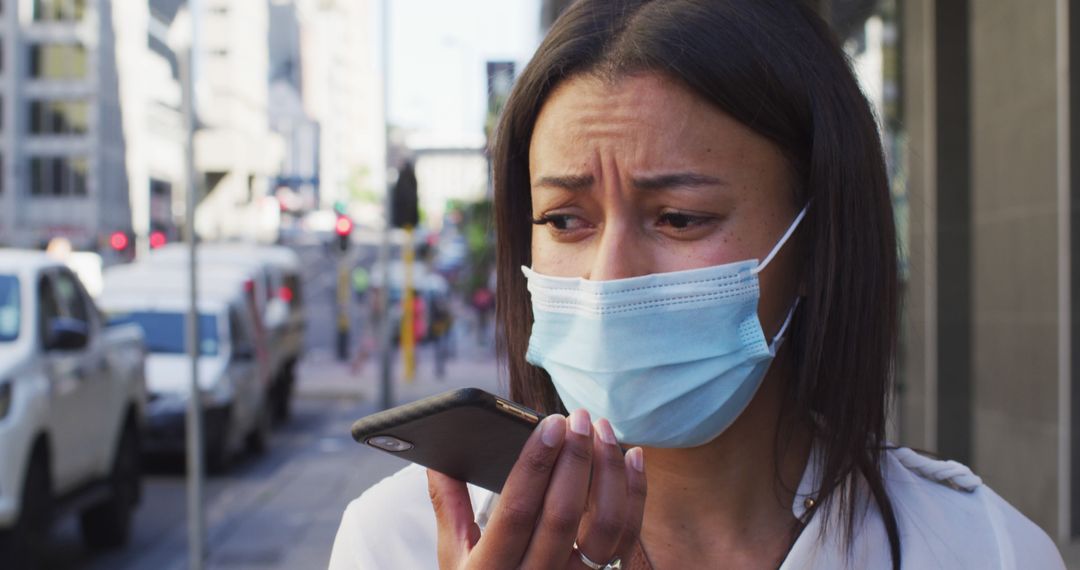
573, 541, 622, 570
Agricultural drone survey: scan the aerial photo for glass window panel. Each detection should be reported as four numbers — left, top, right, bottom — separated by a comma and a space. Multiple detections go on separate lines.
51, 157, 63, 196
28, 44, 86, 79
30, 158, 44, 195
69, 157, 87, 196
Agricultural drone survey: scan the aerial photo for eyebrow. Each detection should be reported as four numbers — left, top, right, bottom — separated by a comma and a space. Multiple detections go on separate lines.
531, 172, 726, 192
631, 172, 726, 191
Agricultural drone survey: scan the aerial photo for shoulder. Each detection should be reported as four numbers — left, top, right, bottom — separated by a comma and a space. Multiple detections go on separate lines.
329, 464, 437, 569
881, 447, 1064, 569
328, 464, 499, 570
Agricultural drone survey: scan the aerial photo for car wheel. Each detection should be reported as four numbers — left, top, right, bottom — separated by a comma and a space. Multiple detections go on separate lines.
205, 420, 231, 475
4, 446, 53, 568
246, 400, 272, 455
273, 364, 295, 423
80, 421, 140, 550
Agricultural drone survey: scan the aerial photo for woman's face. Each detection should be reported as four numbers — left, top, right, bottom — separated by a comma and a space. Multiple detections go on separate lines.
528, 72, 802, 336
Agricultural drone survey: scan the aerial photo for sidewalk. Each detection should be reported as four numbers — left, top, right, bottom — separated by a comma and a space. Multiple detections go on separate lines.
196, 339, 503, 570
294, 338, 506, 403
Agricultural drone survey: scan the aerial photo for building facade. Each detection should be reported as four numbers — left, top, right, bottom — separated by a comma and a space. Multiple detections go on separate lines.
191, 0, 284, 243
296, 0, 384, 215
0, 0, 132, 254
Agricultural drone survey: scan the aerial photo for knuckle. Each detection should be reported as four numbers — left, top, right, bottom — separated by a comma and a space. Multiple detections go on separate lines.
521, 448, 557, 476
500, 501, 539, 534
540, 508, 581, 536
562, 440, 593, 466
628, 474, 648, 500
602, 451, 626, 472
588, 514, 624, 542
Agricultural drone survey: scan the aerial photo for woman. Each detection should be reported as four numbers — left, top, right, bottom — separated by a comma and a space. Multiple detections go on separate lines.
330, 1, 1064, 567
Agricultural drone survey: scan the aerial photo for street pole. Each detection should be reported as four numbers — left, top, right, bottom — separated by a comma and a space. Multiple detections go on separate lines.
401, 226, 415, 381
172, 5, 205, 569
336, 258, 350, 361
378, 0, 394, 410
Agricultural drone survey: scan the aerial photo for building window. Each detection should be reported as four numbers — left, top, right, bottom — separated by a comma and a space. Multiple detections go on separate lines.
28, 44, 86, 79
29, 100, 88, 134
32, 0, 86, 22
29, 156, 87, 197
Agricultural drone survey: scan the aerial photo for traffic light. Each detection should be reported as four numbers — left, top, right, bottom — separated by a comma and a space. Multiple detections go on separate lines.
391, 161, 419, 228
335, 215, 353, 252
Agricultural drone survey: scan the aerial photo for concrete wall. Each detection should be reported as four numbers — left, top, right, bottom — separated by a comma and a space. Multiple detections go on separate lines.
969, 0, 1063, 535
902, 0, 1068, 541
899, 0, 935, 452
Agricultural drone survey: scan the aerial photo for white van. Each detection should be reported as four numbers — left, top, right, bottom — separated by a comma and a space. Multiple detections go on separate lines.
147, 244, 303, 421
99, 265, 272, 470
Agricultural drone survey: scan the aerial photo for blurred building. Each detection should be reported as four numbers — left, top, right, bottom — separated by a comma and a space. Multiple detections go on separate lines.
296, 0, 384, 216
0, 0, 134, 253
403, 131, 488, 232
192, 0, 284, 243
268, 0, 319, 214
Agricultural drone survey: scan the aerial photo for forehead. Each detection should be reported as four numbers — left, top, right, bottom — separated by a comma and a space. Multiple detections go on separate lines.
528, 72, 786, 180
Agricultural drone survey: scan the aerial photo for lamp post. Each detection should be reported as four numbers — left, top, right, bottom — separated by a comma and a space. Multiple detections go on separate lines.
168, 5, 205, 569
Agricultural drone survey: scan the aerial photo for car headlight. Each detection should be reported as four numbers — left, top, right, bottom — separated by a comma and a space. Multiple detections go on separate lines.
0, 381, 11, 420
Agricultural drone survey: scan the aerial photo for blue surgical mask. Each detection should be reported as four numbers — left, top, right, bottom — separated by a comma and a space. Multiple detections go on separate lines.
522, 207, 807, 448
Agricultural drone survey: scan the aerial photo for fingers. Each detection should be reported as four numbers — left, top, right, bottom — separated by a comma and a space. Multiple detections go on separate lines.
612, 447, 648, 560
572, 418, 630, 567
469, 413, 567, 566
518, 409, 596, 568
427, 469, 482, 565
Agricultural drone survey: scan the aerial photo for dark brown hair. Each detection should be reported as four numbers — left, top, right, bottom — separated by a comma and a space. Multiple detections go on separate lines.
491, 0, 900, 566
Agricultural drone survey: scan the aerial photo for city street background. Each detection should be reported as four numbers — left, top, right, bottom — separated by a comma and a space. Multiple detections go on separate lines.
46, 240, 503, 569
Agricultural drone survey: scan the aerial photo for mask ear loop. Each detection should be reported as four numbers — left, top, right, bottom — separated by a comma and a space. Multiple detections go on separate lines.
768, 298, 800, 354
750, 205, 809, 276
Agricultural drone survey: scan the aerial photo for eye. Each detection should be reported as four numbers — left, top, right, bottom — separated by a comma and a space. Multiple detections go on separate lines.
531, 214, 589, 232
656, 212, 710, 230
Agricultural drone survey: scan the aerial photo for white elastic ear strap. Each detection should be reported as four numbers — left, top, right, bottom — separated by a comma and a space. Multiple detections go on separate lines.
771, 297, 800, 346
751, 205, 809, 275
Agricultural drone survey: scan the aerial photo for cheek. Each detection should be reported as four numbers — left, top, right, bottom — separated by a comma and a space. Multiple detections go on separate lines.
530, 232, 588, 277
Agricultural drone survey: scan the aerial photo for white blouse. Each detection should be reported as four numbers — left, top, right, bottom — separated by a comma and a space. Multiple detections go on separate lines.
329, 446, 1065, 569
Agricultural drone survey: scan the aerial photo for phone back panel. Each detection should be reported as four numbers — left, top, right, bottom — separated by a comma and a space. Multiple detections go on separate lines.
351, 389, 540, 493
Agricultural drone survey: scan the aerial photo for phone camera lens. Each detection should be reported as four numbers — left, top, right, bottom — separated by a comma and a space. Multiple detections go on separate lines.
367, 435, 414, 452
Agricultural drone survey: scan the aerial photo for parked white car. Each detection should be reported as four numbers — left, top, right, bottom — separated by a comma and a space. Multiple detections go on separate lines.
147, 243, 304, 421
0, 250, 147, 565
100, 263, 272, 470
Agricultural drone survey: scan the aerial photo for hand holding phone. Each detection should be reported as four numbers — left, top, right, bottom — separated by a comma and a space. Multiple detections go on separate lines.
425, 408, 648, 569
351, 388, 543, 492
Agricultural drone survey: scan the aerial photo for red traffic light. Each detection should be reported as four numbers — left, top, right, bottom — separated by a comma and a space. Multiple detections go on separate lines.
109, 231, 129, 251
149, 231, 167, 249
335, 216, 353, 236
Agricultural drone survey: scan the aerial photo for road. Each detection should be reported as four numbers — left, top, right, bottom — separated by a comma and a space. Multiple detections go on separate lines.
40, 239, 501, 569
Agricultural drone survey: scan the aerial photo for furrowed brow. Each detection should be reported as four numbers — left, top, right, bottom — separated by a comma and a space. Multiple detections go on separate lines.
532, 174, 595, 191
631, 172, 725, 191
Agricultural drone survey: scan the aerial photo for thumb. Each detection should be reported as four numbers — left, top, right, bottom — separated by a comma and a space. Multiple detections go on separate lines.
427, 469, 482, 565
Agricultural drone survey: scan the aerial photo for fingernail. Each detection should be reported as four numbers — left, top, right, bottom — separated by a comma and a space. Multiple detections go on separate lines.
570, 409, 591, 436
597, 419, 617, 445
627, 447, 644, 472
541, 415, 565, 448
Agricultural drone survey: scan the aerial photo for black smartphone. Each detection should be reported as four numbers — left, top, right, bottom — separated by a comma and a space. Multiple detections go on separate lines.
350, 388, 544, 493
